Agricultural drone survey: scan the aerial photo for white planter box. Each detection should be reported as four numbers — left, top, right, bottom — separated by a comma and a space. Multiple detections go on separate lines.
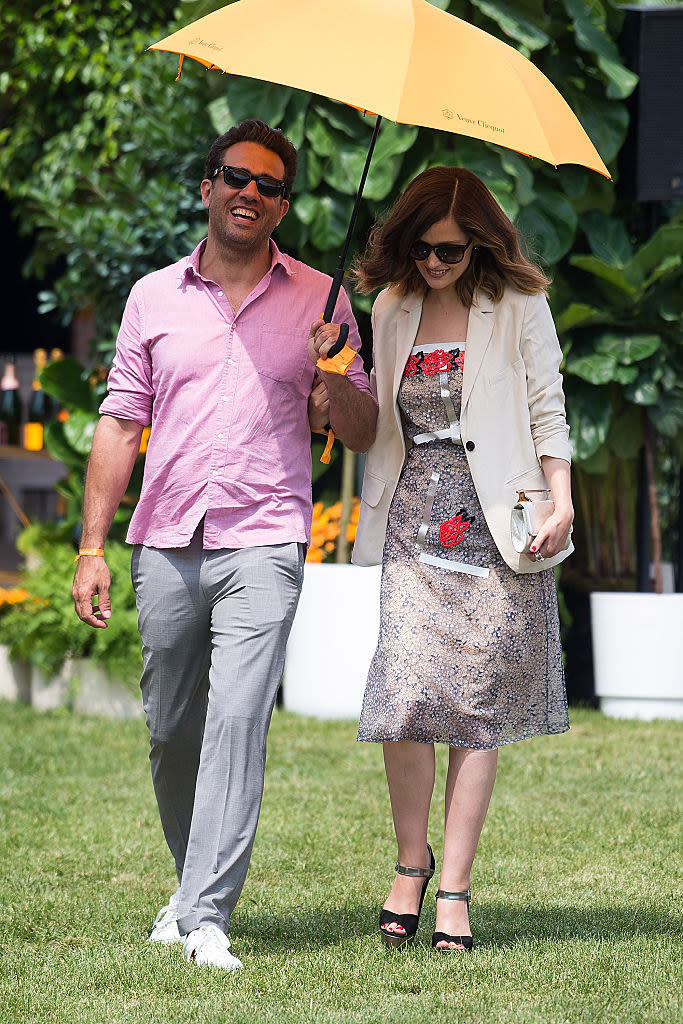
31, 659, 73, 712
0, 647, 142, 719
283, 563, 381, 719
591, 592, 683, 720
71, 659, 142, 720
0, 645, 31, 703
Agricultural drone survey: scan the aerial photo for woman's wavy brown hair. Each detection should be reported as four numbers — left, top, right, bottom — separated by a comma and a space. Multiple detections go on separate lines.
351, 166, 550, 305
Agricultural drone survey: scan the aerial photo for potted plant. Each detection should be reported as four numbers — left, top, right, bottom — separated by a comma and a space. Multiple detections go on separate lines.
557, 209, 683, 718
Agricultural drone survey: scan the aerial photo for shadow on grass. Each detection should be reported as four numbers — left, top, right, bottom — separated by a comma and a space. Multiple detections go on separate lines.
229, 899, 681, 953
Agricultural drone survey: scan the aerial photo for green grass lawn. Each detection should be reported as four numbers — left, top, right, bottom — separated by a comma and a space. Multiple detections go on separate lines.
0, 701, 679, 1024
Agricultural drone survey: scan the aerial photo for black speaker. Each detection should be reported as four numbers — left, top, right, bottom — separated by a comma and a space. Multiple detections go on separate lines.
618, 5, 683, 202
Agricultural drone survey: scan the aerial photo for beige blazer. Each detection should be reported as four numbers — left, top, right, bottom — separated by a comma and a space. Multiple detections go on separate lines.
352, 285, 574, 573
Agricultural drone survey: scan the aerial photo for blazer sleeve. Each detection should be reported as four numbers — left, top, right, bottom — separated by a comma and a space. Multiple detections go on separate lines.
520, 293, 572, 463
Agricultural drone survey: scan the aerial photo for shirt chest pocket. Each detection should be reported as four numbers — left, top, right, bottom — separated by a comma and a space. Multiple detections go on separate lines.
256, 327, 309, 385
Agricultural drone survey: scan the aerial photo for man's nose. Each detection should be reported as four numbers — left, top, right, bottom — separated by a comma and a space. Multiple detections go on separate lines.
239, 178, 260, 199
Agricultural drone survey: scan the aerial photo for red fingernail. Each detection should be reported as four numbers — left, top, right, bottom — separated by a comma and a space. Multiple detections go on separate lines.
530, 546, 537, 552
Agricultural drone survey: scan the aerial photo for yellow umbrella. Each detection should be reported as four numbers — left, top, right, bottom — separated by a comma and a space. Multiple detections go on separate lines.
150, 0, 609, 176
150, 0, 610, 348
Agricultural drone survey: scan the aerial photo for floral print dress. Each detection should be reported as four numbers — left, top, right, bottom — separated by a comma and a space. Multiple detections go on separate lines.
357, 339, 569, 749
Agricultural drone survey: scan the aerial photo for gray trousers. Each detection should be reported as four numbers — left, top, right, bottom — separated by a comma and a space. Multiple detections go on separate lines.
131, 530, 303, 936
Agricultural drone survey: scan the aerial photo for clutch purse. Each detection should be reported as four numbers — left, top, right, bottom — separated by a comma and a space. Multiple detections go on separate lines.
510, 490, 556, 554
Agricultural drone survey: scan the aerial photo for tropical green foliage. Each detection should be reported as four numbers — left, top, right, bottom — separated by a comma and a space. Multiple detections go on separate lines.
558, 209, 683, 579
0, 0, 212, 363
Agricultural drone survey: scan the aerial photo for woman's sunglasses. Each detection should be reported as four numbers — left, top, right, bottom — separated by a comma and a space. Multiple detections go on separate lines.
409, 239, 472, 265
212, 165, 286, 198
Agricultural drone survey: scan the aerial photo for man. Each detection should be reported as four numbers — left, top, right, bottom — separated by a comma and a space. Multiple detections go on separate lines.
72, 120, 377, 970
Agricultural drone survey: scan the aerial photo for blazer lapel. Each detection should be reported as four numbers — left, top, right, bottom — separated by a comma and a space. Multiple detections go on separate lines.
461, 291, 495, 412
393, 293, 423, 403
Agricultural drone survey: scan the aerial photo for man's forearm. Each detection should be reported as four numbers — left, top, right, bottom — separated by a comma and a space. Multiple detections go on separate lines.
319, 371, 378, 452
80, 415, 144, 546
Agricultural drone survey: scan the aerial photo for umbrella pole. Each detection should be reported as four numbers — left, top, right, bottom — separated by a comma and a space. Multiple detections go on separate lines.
323, 115, 383, 353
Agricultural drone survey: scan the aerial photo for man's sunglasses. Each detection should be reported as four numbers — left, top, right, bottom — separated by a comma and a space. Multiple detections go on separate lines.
409, 238, 472, 265
212, 165, 286, 198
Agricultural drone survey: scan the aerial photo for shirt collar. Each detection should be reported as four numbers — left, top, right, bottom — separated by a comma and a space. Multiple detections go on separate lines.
181, 237, 297, 284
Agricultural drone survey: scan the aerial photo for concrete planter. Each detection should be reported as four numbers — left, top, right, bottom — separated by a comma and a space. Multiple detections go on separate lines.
31, 659, 74, 712
0, 645, 31, 704
590, 592, 683, 720
283, 563, 381, 719
71, 659, 142, 720
0, 646, 142, 720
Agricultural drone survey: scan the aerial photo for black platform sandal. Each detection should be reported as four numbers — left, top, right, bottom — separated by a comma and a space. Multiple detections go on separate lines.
379, 844, 435, 948
431, 889, 474, 952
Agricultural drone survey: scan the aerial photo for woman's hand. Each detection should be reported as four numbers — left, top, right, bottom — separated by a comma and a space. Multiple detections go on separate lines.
525, 506, 574, 561
308, 320, 343, 365
308, 376, 330, 432
526, 455, 574, 562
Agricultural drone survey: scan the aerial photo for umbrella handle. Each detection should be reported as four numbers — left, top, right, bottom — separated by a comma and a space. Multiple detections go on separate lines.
320, 115, 383, 359
322, 266, 348, 357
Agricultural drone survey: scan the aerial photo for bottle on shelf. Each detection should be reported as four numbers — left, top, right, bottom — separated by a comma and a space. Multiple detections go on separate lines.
23, 348, 49, 451
0, 357, 23, 446
48, 347, 69, 422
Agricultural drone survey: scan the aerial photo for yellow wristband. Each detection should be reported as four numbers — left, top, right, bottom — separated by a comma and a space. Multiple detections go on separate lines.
74, 548, 105, 562
316, 344, 356, 376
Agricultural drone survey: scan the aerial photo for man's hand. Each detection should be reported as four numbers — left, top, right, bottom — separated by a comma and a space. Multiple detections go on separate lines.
308, 321, 343, 365
73, 554, 112, 628
308, 376, 330, 432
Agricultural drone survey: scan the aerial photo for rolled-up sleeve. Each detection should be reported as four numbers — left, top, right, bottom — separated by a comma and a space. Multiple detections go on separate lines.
521, 293, 572, 462
99, 282, 154, 425
334, 287, 374, 396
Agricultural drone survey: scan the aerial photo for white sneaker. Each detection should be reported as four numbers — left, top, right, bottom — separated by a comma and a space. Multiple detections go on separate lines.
148, 887, 182, 945
182, 924, 243, 970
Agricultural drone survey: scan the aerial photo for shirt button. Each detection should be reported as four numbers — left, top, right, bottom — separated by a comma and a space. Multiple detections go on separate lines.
218, 432, 224, 439
227, 359, 234, 365
217, 290, 223, 297
221, 396, 228, 402
211, 470, 218, 477
466, 440, 475, 451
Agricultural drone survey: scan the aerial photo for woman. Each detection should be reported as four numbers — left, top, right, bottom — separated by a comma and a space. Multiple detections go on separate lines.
350, 166, 574, 952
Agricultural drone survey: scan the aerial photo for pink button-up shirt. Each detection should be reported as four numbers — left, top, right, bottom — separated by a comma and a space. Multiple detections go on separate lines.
100, 239, 372, 549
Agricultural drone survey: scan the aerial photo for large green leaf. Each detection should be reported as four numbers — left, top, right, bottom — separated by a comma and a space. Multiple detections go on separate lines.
624, 378, 659, 406
40, 358, 97, 412
516, 187, 577, 264
569, 255, 641, 297
470, 0, 550, 50
562, 0, 637, 99
628, 223, 683, 278
566, 383, 612, 462
565, 353, 617, 386
62, 410, 98, 455
580, 210, 632, 267
594, 333, 661, 365
555, 303, 611, 333
208, 79, 292, 132
650, 392, 683, 438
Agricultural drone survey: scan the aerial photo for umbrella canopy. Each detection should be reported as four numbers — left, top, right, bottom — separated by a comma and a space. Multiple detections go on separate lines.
150, 0, 609, 178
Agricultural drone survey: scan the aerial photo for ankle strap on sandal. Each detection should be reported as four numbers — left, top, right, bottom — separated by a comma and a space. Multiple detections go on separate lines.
435, 889, 471, 905
395, 844, 435, 879
396, 860, 435, 878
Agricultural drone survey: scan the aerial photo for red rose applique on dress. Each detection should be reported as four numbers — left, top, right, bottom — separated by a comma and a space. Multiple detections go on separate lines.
402, 353, 421, 379
439, 509, 474, 548
454, 348, 465, 372
421, 349, 453, 377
